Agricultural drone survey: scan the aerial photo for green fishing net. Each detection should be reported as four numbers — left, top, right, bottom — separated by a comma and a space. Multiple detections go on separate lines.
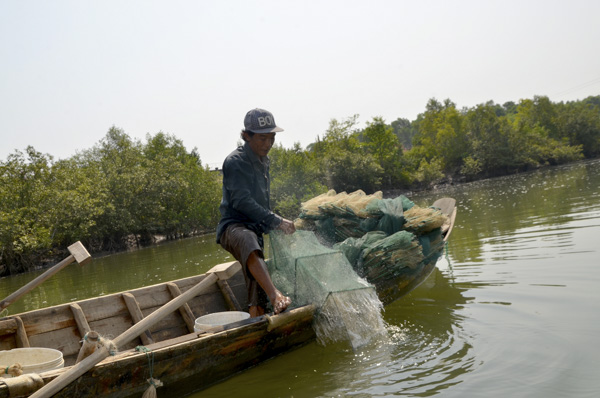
286, 190, 448, 299
267, 191, 449, 347
268, 230, 386, 348
268, 230, 373, 308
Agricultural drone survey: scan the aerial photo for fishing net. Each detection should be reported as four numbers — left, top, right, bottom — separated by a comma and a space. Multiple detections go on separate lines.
403, 206, 447, 234
268, 230, 386, 348
295, 190, 417, 244
299, 189, 382, 219
268, 190, 449, 347
291, 189, 449, 293
268, 230, 372, 308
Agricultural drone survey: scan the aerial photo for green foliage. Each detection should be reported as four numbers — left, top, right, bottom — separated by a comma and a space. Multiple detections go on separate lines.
0, 128, 221, 274
269, 143, 328, 220
460, 156, 482, 177
406, 95, 591, 180
322, 149, 383, 193
509, 124, 583, 170
502, 101, 518, 115
362, 117, 409, 189
312, 116, 384, 193
0, 147, 54, 273
2, 95, 598, 275
362, 117, 399, 167
82, 128, 221, 250
554, 99, 600, 157
391, 118, 417, 150
514, 96, 559, 139
414, 157, 445, 185
410, 98, 470, 173
465, 102, 514, 173
46, 157, 106, 248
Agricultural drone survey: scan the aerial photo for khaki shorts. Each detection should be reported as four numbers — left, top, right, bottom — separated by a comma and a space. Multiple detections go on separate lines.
219, 223, 269, 309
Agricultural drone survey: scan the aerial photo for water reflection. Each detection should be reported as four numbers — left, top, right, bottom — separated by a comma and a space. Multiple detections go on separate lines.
0, 234, 232, 314
197, 265, 476, 397
371, 268, 474, 396
399, 159, 600, 398
411, 159, 600, 268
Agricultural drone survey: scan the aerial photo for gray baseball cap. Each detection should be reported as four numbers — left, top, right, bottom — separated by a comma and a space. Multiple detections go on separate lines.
244, 108, 284, 133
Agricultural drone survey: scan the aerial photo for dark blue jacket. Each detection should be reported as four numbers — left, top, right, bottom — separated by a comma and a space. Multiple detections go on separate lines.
216, 142, 282, 243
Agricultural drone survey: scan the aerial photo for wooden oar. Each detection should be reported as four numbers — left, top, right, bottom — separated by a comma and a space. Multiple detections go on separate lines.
28, 272, 219, 398
0, 241, 92, 311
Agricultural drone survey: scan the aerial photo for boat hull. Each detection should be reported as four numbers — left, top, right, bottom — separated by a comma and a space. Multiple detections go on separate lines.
0, 262, 315, 398
33, 307, 315, 398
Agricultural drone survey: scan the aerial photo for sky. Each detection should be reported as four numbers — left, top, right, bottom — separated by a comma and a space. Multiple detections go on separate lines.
1, 0, 599, 169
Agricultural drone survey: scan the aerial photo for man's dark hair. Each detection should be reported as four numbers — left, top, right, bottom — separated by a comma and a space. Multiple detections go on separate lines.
241, 130, 255, 142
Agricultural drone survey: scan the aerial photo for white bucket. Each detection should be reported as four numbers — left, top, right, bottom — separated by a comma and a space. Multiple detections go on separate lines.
194, 311, 250, 333
0, 348, 64, 376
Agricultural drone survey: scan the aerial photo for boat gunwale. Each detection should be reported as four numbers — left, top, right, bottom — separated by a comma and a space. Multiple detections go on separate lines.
0, 304, 317, 397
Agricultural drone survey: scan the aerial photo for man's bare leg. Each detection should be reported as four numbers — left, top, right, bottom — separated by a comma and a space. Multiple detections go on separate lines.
249, 305, 265, 318
246, 251, 291, 315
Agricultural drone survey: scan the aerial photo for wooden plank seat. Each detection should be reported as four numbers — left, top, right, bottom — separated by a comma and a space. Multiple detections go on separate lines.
0, 263, 248, 366
0, 316, 30, 349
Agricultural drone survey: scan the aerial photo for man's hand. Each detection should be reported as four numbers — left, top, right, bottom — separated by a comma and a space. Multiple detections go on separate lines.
278, 218, 296, 235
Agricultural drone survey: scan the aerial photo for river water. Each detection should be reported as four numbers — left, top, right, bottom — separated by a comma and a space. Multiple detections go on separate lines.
1, 159, 599, 397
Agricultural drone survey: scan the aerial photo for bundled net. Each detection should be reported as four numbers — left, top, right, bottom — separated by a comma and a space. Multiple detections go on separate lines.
403, 206, 447, 234
293, 190, 449, 294
299, 189, 382, 219
268, 190, 449, 347
351, 230, 424, 284
295, 190, 417, 243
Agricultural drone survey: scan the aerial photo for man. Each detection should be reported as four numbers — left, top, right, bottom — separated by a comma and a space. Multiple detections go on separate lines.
216, 108, 295, 317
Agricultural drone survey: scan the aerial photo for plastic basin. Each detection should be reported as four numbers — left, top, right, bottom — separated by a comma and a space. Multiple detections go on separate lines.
194, 311, 250, 333
0, 347, 64, 376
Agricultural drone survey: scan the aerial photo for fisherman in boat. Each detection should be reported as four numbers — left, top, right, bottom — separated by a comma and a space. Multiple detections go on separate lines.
216, 108, 295, 318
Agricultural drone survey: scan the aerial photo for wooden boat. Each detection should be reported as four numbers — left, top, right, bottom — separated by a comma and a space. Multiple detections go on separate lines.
0, 261, 315, 397
0, 198, 456, 398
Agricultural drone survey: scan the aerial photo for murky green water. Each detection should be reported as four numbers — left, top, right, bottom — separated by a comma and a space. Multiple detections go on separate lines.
2, 159, 599, 397
0, 234, 233, 314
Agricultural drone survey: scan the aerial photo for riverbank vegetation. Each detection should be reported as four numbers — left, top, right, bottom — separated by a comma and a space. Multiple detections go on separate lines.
1, 129, 222, 275
2, 95, 599, 275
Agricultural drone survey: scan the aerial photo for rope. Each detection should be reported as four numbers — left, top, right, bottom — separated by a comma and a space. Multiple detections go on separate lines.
443, 241, 454, 270
97, 335, 118, 356
2, 363, 23, 377
79, 332, 118, 356
135, 346, 163, 396
135, 346, 155, 381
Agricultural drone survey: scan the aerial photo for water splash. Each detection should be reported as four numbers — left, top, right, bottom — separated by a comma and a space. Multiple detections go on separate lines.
313, 287, 388, 349
269, 230, 388, 349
